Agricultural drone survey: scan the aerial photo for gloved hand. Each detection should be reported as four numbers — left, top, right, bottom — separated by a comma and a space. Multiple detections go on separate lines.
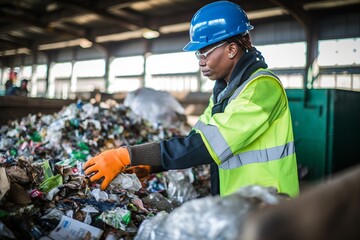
123, 165, 151, 180
83, 147, 130, 190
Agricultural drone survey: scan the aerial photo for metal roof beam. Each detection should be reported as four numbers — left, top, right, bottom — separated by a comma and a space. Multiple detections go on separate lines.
268, 0, 311, 28
46, 0, 143, 31
0, 10, 88, 42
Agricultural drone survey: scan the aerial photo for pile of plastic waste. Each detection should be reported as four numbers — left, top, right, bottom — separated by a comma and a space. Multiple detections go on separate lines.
0, 99, 210, 239
135, 185, 287, 240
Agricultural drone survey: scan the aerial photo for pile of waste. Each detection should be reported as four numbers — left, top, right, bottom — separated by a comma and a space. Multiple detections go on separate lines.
0, 99, 210, 239
135, 185, 287, 240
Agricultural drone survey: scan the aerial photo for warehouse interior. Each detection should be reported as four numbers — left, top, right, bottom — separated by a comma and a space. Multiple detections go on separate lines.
0, 0, 360, 239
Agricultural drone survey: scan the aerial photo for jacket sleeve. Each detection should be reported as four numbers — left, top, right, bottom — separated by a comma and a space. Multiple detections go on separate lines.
128, 130, 214, 170
160, 130, 214, 169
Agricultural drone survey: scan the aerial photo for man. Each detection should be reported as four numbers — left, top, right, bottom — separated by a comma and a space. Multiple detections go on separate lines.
14, 79, 29, 96
5, 71, 17, 96
83, 1, 299, 197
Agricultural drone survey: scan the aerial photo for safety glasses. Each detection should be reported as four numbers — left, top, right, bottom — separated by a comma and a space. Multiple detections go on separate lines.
195, 42, 227, 61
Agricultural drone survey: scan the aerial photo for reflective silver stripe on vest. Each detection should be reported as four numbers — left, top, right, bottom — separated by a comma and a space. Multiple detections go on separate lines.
194, 121, 233, 162
195, 116, 296, 167
219, 141, 295, 169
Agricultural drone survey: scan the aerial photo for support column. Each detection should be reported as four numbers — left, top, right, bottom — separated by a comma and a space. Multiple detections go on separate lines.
142, 39, 153, 88
70, 48, 78, 98
104, 48, 111, 92
303, 21, 319, 106
30, 50, 38, 97
0, 63, 4, 90
45, 51, 56, 98
197, 69, 202, 92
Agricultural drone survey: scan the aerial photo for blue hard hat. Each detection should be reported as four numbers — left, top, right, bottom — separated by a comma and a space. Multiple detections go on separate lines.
183, 1, 253, 51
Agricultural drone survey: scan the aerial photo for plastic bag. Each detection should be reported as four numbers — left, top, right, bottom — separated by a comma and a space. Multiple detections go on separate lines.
99, 207, 131, 230
134, 211, 168, 240
164, 169, 198, 204
123, 88, 187, 129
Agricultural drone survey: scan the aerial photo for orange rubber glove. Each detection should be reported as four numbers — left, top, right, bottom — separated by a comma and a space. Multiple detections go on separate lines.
83, 147, 130, 190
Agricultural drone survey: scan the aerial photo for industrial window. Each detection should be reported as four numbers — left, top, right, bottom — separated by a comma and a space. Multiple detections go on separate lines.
146, 52, 199, 74
257, 42, 306, 68
74, 59, 105, 77
53, 62, 72, 78
36, 65, 47, 79
21, 66, 32, 79
110, 56, 144, 76
144, 52, 199, 92
318, 38, 360, 66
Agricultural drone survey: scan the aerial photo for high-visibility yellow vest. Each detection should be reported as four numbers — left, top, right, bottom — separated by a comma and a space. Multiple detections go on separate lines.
194, 69, 299, 197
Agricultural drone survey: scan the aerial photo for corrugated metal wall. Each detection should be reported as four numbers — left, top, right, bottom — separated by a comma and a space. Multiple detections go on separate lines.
319, 13, 360, 39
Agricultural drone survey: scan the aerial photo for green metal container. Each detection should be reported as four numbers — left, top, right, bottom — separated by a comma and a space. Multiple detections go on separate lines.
286, 89, 360, 181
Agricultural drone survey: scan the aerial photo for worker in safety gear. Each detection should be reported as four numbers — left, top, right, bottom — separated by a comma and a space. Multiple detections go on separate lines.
83, 1, 299, 197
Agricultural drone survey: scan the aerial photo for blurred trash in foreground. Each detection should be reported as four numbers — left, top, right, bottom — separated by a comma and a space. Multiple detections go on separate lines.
135, 185, 288, 240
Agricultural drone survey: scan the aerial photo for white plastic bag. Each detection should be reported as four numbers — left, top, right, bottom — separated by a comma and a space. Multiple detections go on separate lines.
124, 88, 187, 129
